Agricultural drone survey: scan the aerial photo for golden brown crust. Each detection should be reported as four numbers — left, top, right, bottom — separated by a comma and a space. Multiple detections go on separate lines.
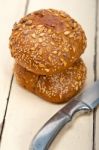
10, 9, 87, 75
14, 63, 38, 92
14, 58, 87, 103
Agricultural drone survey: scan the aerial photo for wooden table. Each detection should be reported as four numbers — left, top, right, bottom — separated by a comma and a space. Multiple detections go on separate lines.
0, 0, 99, 149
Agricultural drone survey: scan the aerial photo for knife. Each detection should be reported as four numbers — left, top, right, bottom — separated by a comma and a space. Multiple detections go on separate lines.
29, 80, 99, 150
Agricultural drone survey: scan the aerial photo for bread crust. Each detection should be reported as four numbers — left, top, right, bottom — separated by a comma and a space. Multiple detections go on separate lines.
10, 9, 87, 75
14, 58, 86, 103
14, 63, 38, 92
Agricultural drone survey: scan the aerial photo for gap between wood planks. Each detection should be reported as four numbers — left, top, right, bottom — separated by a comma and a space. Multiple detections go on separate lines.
0, 75, 13, 141
0, 0, 30, 143
93, 0, 99, 150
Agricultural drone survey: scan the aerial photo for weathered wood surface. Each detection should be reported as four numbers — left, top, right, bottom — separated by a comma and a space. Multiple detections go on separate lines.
0, 0, 98, 150
0, 0, 27, 134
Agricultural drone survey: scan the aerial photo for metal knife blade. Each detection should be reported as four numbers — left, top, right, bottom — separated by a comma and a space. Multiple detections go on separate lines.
77, 80, 99, 109
29, 80, 99, 150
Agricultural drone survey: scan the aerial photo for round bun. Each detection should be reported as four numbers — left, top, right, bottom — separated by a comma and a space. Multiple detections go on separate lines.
10, 9, 87, 75
14, 58, 86, 103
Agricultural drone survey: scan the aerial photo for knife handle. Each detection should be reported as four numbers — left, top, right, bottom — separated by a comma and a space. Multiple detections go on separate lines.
30, 100, 91, 150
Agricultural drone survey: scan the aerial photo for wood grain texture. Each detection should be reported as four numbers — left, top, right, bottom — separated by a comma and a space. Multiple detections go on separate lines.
96, 0, 99, 149
0, 0, 97, 150
0, 0, 27, 134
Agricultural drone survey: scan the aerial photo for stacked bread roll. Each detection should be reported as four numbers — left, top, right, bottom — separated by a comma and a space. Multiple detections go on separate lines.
9, 9, 87, 103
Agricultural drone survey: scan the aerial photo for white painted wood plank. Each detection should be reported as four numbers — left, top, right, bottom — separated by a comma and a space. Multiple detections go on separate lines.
0, 0, 27, 130
96, 0, 99, 149
0, 0, 95, 150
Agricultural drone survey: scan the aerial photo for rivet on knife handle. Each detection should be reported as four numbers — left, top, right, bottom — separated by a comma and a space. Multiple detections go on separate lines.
29, 100, 91, 150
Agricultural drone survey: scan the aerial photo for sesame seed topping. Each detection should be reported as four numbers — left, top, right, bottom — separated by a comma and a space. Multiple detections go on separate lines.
48, 29, 51, 33
10, 9, 87, 75
38, 38, 43, 42
60, 58, 67, 66
73, 22, 77, 28
64, 31, 71, 35
50, 41, 54, 45
30, 47, 35, 51
52, 51, 57, 54
39, 63, 45, 68
48, 56, 52, 62
45, 68, 50, 72
31, 33, 36, 38
58, 52, 61, 56
14, 57, 86, 103
39, 33, 45, 36
37, 25, 44, 28
25, 20, 33, 25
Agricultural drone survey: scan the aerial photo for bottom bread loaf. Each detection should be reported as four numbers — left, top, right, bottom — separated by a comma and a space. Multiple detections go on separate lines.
14, 58, 86, 103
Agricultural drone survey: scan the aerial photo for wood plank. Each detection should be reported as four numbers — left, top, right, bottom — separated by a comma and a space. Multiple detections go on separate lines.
0, 0, 27, 134
0, 0, 96, 150
96, 0, 99, 149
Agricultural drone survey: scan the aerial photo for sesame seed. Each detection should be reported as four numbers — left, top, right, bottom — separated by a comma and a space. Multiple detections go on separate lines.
34, 43, 38, 48
75, 86, 79, 91
25, 20, 32, 25
58, 52, 61, 56
45, 68, 50, 72
31, 33, 36, 38
64, 47, 69, 52
50, 41, 54, 45
73, 22, 77, 28
37, 25, 43, 29
39, 33, 45, 36
38, 38, 43, 42
48, 29, 51, 33
64, 31, 71, 35
48, 56, 52, 62
52, 51, 57, 54
42, 42, 47, 46
39, 49, 43, 55
39, 64, 45, 68
60, 58, 67, 67
60, 11, 66, 17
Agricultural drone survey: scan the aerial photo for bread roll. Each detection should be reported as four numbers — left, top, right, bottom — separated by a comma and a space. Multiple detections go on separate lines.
14, 58, 86, 103
10, 9, 87, 75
